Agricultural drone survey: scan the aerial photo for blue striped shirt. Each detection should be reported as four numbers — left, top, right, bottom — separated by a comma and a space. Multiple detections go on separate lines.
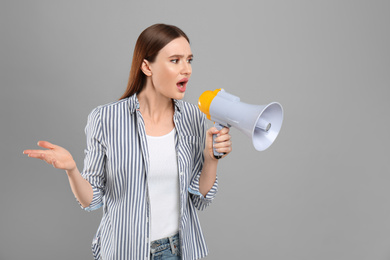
80, 94, 218, 260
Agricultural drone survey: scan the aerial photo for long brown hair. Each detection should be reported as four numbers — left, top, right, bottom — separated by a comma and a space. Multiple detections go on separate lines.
119, 24, 190, 100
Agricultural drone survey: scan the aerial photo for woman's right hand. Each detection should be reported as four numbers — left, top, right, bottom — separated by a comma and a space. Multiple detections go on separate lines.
23, 141, 76, 171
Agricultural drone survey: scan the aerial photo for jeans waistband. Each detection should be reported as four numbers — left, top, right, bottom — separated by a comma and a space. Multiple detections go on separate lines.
151, 232, 179, 248
150, 232, 180, 254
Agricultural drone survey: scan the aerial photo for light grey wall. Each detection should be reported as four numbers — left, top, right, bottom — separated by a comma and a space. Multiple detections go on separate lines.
1, 1, 389, 259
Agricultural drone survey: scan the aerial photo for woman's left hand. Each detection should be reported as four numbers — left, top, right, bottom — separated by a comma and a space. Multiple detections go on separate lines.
204, 127, 232, 161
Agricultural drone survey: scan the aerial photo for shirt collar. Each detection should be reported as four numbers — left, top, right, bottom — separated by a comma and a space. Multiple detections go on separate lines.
173, 99, 183, 113
127, 93, 183, 114
127, 94, 140, 114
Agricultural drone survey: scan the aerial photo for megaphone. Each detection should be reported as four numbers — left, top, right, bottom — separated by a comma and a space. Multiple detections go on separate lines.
198, 88, 283, 158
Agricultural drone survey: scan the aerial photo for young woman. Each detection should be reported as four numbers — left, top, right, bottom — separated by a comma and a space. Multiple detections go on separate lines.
24, 24, 232, 260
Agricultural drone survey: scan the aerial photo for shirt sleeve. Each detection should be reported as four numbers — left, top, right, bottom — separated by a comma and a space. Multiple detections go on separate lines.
79, 107, 106, 212
188, 112, 218, 211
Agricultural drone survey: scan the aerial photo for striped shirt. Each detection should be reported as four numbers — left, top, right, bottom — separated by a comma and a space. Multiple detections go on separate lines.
80, 94, 218, 260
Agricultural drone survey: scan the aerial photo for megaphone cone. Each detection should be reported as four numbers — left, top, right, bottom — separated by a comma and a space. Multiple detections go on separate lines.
251, 102, 283, 151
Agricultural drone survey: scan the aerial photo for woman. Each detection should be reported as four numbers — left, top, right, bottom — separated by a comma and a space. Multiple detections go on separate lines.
24, 24, 232, 260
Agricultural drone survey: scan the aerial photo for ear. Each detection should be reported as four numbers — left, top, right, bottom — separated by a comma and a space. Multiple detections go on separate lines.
141, 59, 152, 77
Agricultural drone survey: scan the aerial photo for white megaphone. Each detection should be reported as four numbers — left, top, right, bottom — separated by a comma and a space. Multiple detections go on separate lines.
198, 88, 283, 158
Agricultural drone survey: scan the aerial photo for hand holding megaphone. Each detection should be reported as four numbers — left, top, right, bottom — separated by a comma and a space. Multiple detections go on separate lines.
198, 89, 283, 158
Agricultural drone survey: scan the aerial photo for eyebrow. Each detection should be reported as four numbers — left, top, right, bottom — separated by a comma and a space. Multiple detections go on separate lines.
168, 54, 193, 59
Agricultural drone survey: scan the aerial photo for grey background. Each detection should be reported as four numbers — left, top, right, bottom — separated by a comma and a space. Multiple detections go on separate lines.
1, 0, 389, 259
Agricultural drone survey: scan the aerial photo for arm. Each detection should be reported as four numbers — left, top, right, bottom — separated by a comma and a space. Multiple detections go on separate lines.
23, 141, 93, 208
24, 107, 106, 210
66, 167, 93, 208
188, 111, 232, 210
198, 127, 232, 197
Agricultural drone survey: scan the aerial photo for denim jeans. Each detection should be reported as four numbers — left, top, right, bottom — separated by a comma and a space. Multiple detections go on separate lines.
150, 232, 181, 260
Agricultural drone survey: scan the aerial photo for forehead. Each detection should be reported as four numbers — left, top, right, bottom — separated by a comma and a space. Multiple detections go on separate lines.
158, 37, 192, 57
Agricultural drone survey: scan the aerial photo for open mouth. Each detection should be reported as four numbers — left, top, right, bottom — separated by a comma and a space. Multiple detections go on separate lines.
177, 78, 189, 92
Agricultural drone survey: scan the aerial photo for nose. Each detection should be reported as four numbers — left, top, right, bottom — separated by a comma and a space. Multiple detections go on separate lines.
181, 61, 192, 76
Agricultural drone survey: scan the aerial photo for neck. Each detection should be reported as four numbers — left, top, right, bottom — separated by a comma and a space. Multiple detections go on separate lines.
137, 82, 174, 122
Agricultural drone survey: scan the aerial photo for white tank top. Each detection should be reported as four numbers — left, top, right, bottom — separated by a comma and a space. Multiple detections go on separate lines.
146, 128, 180, 241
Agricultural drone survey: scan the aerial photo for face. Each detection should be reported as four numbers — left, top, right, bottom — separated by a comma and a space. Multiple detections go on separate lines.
145, 37, 193, 100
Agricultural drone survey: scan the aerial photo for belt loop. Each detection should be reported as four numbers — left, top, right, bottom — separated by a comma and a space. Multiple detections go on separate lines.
169, 235, 176, 254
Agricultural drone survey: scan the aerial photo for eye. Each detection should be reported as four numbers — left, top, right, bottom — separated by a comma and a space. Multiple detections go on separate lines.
171, 59, 179, 64
187, 58, 193, 64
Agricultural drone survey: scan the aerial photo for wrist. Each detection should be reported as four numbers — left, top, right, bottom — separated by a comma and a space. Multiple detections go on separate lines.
204, 150, 219, 164
66, 165, 78, 176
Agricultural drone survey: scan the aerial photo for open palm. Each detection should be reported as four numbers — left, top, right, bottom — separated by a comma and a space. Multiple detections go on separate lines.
23, 141, 76, 171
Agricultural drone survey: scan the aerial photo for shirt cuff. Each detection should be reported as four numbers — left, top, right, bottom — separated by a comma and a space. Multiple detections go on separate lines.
188, 174, 218, 201
78, 186, 103, 212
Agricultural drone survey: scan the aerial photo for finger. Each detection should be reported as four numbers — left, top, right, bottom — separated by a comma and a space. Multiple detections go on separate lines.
24, 149, 47, 155
27, 152, 47, 160
218, 127, 230, 135
214, 134, 231, 143
23, 149, 33, 154
213, 140, 232, 149
207, 127, 219, 136
37, 140, 56, 150
215, 146, 232, 154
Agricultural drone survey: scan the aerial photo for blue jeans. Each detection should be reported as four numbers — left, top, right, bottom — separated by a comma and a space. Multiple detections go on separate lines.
150, 232, 181, 260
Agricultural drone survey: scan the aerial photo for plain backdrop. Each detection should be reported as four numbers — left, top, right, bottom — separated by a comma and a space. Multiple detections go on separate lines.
1, 1, 390, 259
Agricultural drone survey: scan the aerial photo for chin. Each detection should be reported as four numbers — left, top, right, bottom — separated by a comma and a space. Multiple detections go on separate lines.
174, 92, 185, 100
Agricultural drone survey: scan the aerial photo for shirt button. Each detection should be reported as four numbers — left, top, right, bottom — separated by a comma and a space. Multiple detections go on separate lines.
180, 172, 184, 176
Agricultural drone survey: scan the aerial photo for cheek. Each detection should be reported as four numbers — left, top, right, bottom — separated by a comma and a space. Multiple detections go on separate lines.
164, 65, 177, 76
154, 66, 177, 86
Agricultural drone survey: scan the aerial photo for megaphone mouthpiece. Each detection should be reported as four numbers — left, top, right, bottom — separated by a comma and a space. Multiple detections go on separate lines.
256, 118, 271, 132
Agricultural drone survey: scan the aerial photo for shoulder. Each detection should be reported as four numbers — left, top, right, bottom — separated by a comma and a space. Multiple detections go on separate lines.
89, 98, 130, 115
93, 98, 129, 112
86, 98, 131, 124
